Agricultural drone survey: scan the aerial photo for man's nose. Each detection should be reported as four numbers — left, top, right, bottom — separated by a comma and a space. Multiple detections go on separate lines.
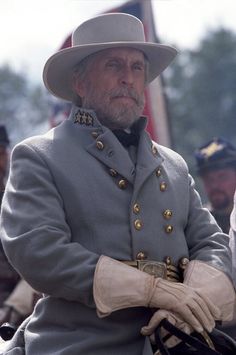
119, 66, 134, 86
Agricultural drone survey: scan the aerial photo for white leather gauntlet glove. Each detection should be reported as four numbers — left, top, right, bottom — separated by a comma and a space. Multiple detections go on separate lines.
184, 260, 236, 321
141, 260, 236, 342
93, 256, 220, 332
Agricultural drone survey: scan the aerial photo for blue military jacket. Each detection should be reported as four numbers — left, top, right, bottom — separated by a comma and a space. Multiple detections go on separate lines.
0, 106, 232, 354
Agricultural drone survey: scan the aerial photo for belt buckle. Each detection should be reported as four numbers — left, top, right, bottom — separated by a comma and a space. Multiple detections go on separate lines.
137, 260, 167, 279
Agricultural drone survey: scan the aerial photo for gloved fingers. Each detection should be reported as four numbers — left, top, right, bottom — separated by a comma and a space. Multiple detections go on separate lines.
190, 294, 217, 332
141, 310, 176, 336
195, 290, 221, 319
175, 291, 219, 333
175, 304, 205, 333
142, 309, 192, 349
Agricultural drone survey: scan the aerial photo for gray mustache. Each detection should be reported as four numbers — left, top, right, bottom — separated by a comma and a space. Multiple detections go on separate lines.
109, 88, 144, 106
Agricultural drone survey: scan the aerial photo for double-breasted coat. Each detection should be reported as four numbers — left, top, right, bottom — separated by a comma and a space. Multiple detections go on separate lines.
0, 106, 232, 354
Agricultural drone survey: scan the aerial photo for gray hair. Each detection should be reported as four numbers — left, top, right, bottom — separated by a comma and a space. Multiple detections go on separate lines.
72, 53, 98, 106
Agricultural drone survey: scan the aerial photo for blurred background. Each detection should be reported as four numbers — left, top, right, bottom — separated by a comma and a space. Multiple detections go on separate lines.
1, 0, 236, 199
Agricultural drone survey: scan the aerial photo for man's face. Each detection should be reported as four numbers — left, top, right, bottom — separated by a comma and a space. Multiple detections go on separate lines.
201, 167, 236, 211
74, 47, 146, 129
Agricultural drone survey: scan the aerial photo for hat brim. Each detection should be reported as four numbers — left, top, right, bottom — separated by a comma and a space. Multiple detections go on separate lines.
43, 42, 177, 102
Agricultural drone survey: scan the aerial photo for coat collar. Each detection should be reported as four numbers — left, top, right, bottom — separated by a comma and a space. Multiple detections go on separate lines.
68, 106, 164, 185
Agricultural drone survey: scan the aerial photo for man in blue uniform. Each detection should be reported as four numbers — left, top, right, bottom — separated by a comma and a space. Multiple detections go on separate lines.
195, 138, 236, 339
0, 13, 235, 354
195, 137, 236, 234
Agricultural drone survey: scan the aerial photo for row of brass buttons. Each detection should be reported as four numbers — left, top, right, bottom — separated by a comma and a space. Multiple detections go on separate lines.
155, 165, 174, 234
93, 134, 126, 190
93, 136, 129, 190
109, 170, 128, 190
95, 137, 173, 233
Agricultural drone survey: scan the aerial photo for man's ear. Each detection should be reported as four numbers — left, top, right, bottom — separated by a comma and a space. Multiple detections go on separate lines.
72, 74, 86, 98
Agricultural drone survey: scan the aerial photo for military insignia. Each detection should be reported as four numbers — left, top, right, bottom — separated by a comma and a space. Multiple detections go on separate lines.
200, 141, 224, 159
74, 110, 94, 126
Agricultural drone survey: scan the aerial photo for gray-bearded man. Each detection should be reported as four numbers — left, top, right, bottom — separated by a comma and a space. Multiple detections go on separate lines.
0, 13, 235, 355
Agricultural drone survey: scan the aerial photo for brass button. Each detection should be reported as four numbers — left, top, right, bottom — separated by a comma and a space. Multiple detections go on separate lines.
156, 168, 162, 177
136, 251, 147, 260
134, 219, 143, 230
152, 145, 158, 155
160, 182, 167, 191
133, 203, 140, 214
163, 209, 172, 219
118, 179, 127, 189
91, 131, 99, 138
96, 140, 104, 150
165, 225, 173, 234
109, 168, 117, 177
179, 257, 189, 270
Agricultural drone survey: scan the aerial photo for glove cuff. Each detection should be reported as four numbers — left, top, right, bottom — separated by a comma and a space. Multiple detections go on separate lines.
184, 260, 235, 321
93, 255, 154, 318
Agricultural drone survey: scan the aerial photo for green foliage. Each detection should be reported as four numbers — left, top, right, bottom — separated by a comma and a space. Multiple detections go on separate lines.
0, 65, 50, 147
165, 27, 236, 182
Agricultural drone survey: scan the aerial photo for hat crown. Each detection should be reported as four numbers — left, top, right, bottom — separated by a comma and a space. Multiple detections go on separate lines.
72, 13, 145, 47
195, 137, 236, 172
43, 13, 177, 102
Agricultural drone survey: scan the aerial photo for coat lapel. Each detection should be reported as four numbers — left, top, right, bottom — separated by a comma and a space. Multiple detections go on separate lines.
70, 106, 163, 187
134, 131, 164, 193
86, 129, 136, 184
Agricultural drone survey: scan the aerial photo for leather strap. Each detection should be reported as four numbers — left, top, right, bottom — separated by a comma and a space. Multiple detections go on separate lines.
154, 319, 220, 355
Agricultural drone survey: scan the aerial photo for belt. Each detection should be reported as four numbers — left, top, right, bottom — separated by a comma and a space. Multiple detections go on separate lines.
122, 259, 182, 282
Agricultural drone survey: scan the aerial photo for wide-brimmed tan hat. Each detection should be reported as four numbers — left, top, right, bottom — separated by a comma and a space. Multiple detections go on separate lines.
43, 13, 177, 102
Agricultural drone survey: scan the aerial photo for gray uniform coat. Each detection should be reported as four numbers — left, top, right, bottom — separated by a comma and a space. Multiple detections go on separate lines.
0, 106, 232, 355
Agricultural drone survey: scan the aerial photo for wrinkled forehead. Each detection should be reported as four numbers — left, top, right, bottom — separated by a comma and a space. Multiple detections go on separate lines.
92, 47, 146, 62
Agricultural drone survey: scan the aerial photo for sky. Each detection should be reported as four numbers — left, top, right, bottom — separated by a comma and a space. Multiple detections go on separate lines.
1, 0, 236, 83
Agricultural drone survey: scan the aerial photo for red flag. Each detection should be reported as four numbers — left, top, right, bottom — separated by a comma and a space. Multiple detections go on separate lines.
50, 0, 172, 147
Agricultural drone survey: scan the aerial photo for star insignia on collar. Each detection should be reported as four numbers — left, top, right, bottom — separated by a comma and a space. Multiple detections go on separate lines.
74, 110, 94, 126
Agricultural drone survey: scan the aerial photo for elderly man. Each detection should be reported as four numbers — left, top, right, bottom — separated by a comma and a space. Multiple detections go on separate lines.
195, 137, 236, 234
0, 13, 235, 354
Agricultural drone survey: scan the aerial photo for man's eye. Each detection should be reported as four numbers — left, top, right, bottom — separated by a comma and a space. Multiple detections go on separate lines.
107, 61, 120, 68
134, 64, 144, 71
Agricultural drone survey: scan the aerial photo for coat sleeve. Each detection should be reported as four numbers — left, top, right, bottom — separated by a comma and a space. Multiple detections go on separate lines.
0, 142, 99, 307
185, 174, 233, 279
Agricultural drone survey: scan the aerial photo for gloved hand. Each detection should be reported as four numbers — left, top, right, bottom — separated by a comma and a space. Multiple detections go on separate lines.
141, 309, 192, 348
0, 305, 24, 327
149, 278, 219, 332
183, 260, 235, 321
93, 256, 220, 333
